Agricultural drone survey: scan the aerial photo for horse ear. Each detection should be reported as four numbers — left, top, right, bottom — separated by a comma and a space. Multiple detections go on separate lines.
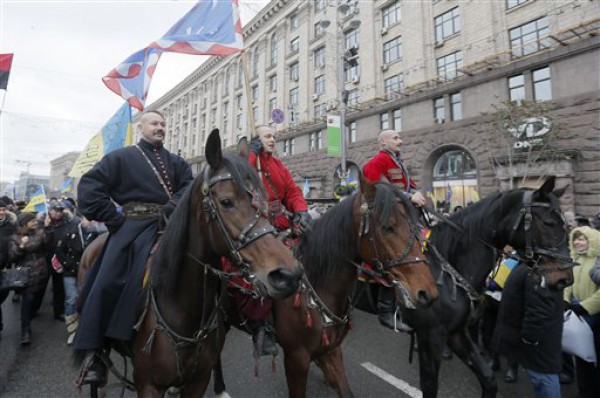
552, 184, 569, 199
237, 136, 250, 159
206, 129, 222, 170
360, 174, 376, 202
536, 176, 556, 197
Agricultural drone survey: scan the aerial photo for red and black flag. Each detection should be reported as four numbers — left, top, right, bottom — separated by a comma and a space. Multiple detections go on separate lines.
0, 54, 14, 90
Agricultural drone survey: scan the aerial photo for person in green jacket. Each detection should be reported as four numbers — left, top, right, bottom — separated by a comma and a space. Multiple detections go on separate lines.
563, 226, 600, 398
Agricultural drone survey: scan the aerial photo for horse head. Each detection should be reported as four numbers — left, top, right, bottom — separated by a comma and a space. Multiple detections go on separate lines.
499, 176, 574, 290
197, 129, 303, 300
356, 177, 438, 308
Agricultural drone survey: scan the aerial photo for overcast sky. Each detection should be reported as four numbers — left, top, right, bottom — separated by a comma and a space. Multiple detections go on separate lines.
0, 0, 267, 183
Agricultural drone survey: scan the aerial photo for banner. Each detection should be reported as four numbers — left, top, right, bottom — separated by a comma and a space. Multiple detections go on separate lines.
22, 186, 47, 213
69, 103, 133, 178
326, 115, 341, 157
60, 178, 74, 193
0, 53, 13, 90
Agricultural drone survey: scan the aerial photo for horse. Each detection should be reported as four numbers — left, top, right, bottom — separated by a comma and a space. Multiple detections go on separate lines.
76, 232, 107, 288
404, 176, 574, 398
213, 179, 439, 398
77, 130, 304, 397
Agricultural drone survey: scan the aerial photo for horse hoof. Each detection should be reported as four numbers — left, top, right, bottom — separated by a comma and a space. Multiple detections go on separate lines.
217, 392, 232, 398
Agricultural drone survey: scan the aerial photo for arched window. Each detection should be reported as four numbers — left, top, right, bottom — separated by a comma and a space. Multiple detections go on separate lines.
431, 149, 479, 211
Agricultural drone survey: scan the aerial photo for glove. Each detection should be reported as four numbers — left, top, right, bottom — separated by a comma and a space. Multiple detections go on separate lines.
293, 211, 313, 233
105, 214, 124, 234
249, 136, 263, 155
571, 304, 589, 317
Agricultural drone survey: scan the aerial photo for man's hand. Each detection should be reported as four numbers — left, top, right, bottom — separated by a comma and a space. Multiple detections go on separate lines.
293, 211, 313, 234
249, 136, 263, 155
411, 191, 426, 207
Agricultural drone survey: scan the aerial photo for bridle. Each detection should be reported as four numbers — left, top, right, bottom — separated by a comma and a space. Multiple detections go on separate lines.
509, 190, 573, 271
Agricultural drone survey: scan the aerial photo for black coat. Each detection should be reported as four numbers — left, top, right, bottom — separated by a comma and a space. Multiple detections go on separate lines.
46, 216, 84, 277
73, 139, 193, 348
493, 263, 564, 374
0, 212, 17, 268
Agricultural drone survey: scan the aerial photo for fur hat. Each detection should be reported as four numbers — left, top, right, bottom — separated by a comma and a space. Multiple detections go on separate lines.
17, 212, 36, 227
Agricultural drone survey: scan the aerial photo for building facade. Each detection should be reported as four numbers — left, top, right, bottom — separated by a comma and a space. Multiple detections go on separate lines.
49, 151, 80, 198
149, 0, 600, 217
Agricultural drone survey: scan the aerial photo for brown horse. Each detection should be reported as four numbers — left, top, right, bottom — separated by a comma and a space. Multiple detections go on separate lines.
213, 179, 439, 397
77, 130, 303, 397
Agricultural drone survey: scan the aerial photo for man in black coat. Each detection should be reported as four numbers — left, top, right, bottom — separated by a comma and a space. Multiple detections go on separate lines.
74, 110, 193, 385
493, 262, 564, 398
0, 197, 17, 334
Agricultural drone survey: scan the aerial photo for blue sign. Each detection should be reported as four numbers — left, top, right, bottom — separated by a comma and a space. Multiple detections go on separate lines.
271, 108, 285, 124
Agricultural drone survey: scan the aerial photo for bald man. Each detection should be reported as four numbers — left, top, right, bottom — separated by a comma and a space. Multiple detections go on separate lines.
363, 130, 425, 331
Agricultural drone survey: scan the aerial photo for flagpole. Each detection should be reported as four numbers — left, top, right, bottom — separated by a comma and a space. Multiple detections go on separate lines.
0, 90, 7, 115
241, 51, 262, 178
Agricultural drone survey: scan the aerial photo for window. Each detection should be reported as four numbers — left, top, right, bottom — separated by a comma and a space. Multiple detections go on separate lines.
252, 106, 258, 123
384, 74, 404, 96
506, 0, 527, 9
383, 36, 402, 64
289, 87, 299, 106
434, 7, 460, 43
380, 112, 389, 130
314, 0, 326, 13
223, 119, 228, 135
237, 63, 243, 87
289, 62, 300, 81
290, 37, 300, 53
251, 85, 259, 102
269, 75, 277, 93
290, 13, 299, 30
393, 108, 402, 131
211, 81, 218, 102
223, 101, 229, 118
437, 51, 463, 81
270, 35, 278, 66
314, 75, 325, 95
236, 94, 243, 110
211, 108, 217, 122
224, 70, 230, 94
236, 114, 242, 129
314, 22, 325, 39
347, 89, 359, 107
349, 122, 357, 143
450, 92, 462, 121
283, 138, 295, 156
382, 1, 401, 28
345, 59, 360, 82
509, 17, 550, 57
533, 66, 551, 102
508, 74, 525, 103
314, 47, 326, 69
345, 29, 359, 50
269, 98, 277, 113
314, 104, 327, 119
434, 97, 445, 122
252, 51, 260, 77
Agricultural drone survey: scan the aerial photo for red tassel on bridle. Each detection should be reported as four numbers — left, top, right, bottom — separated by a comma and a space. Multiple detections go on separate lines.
306, 310, 313, 328
321, 330, 330, 347
293, 292, 301, 308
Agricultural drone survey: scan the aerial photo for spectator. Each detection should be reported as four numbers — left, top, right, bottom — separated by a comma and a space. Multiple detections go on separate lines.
0, 197, 18, 336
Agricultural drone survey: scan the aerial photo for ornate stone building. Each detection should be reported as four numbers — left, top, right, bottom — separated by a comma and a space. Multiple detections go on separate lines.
148, 0, 600, 217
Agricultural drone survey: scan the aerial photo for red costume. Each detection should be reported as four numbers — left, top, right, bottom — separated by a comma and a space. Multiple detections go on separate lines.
248, 151, 307, 231
362, 150, 417, 192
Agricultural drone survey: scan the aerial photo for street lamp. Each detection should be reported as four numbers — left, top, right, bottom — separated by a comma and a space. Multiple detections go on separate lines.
320, 4, 361, 187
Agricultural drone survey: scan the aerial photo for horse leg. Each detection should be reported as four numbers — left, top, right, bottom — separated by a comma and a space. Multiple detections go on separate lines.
284, 349, 311, 398
416, 330, 446, 398
134, 383, 165, 398
314, 346, 354, 398
212, 356, 231, 398
447, 330, 497, 398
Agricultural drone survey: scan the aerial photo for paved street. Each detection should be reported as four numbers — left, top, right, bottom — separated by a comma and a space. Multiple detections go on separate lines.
1, 289, 578, 398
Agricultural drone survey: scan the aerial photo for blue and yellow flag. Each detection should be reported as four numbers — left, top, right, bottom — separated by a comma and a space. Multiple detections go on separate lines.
22, 186, 47, 213
60, 178, 74, 193
69, 103, 133, 178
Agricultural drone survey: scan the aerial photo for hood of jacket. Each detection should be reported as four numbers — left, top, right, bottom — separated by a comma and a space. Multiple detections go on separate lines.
569, 226, 600, 261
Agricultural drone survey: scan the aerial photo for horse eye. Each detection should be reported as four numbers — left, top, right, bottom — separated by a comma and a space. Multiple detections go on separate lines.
219, 198, 234, 209
382, 225, 395, 233
543, 219, 556, 226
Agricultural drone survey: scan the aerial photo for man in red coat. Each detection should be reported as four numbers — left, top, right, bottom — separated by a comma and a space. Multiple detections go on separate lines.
240, 125, 310, 356
363, 129, 426, 331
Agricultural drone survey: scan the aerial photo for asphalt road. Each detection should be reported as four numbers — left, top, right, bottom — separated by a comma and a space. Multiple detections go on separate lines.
0, 289, 579, 398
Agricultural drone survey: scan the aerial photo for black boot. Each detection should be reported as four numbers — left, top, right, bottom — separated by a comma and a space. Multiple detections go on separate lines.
79, 351, 108, 386
249, 321, 279, 357
377, 286, 412, 332
20, 328, 31, 345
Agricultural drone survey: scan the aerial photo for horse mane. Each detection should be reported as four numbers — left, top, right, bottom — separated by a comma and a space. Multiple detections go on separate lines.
152, 154, 265, 292
300, 183, 416, 288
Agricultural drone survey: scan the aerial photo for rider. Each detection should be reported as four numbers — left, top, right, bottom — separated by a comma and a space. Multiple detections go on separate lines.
240, 125, 311, 356
74, 110, 193, 385
362, 129, 426, 331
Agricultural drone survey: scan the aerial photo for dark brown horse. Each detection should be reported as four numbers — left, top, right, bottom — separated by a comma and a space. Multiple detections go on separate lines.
78, 130, 303, 397
404, 177, 574, 397
214, 180, 439, 397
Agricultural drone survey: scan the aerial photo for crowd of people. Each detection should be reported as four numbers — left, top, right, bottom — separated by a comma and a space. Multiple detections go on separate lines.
1, 110, 598, 396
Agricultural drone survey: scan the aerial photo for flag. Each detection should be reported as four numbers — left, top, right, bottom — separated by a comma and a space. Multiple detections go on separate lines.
326, 115, 341, 157
60, 178, 74, 193
426, 190, 437, 203
103, 0, 244, 110
69, 103, 133, 178
445, 183, 453, 202
22, 186, 47, 213
0, 53, 14, 90
302, 178, 310, 198
11, 186, 17, 201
